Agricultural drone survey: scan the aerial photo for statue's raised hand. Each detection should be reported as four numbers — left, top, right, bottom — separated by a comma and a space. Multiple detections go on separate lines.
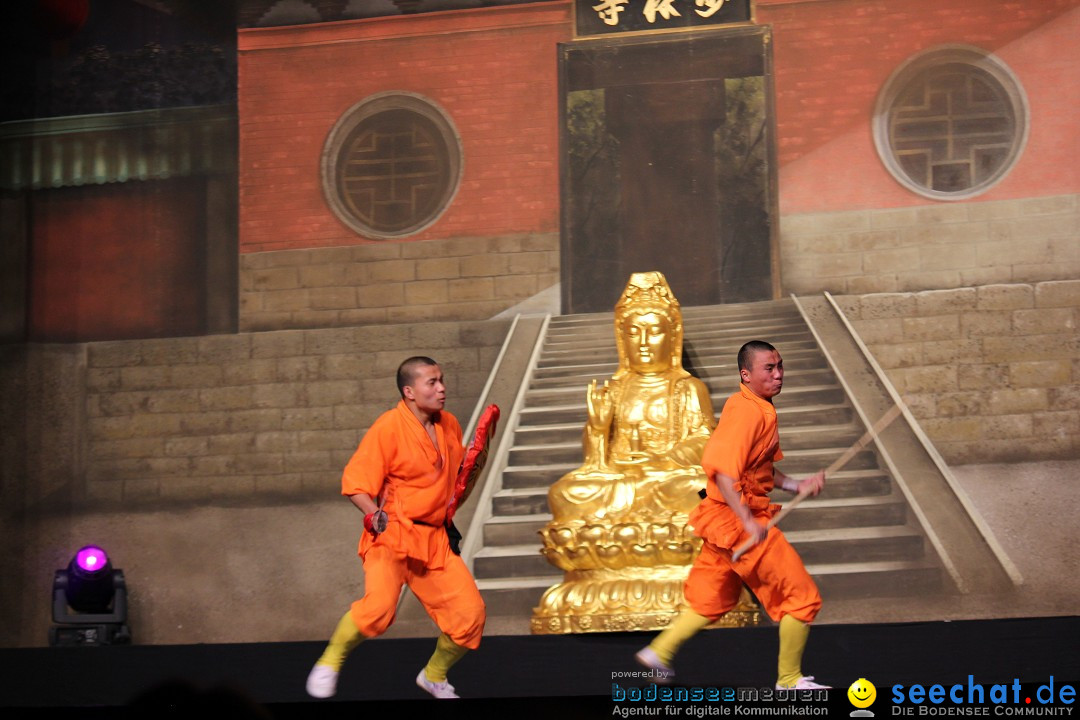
586, 379, 614, 434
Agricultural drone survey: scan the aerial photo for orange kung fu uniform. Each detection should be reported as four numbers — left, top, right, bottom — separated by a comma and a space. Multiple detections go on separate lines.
683, 383, 821, 624
340, 400, 486, 649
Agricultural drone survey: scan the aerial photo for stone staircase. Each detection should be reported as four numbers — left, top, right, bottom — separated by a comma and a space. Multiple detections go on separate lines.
469, 298, 946, 620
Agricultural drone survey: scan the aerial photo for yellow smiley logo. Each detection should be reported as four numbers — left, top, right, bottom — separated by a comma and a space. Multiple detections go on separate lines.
848, 678, 877, 709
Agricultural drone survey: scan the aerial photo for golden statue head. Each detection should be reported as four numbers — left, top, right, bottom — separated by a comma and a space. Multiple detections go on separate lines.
612, 271, 686, 380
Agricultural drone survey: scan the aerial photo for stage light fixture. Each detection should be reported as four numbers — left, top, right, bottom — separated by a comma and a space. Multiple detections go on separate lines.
50, 545, 131, 646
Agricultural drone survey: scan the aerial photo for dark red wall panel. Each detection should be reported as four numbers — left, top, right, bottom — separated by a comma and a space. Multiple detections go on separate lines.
29, 179, 206, 341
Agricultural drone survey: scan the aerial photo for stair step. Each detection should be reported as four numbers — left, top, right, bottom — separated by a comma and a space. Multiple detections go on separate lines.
791, 469, 892, 498
542, 326, 814, 353
777, 423, 862, 449
527, 364, 829, 390
473, 544, 552, 579
807, 559, 944, 598
530, 347, 827, 381
500, 463, 576, 489
499, 444, 875, 474
475, 574, 561, 590
513, 395, 851, 429
507, 442, 582, 466
546, 302, 799, 330
490, 472, 894, 518
523, 378, 843, 409
476, 575, 559, 616
511, 420, 873, 446
786, 525, 925, 563
543, 319, 812, 337
547, 308, 803, 329
481, 495, 907, 548
513, 422, 583, 445
777, 446, 879, 473
775, 403, 854, 427
779, 495, 908, 531
472, 524, 926, 580
483, 513, 550, 546
538, 338, 820, 364
492, 487, 555, 516
496, 467, 893, 500
475, 561, 945, 617
732, 385, 848, 407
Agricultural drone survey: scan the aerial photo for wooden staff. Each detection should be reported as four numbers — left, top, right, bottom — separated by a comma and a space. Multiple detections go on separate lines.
730, 404, 903, 561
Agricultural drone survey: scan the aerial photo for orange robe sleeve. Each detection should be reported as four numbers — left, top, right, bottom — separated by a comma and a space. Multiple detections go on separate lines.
701, 392, 763, 496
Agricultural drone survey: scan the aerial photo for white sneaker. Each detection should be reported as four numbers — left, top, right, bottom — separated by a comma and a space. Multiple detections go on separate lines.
634, 646, 675, 684
416, 669, 459, 699
776, 676, 830, 690
306, 664, 339, 698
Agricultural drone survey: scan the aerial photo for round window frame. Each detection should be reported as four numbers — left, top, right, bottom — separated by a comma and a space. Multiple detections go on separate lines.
321, 92, 464, 239
872, 44, 1029, 202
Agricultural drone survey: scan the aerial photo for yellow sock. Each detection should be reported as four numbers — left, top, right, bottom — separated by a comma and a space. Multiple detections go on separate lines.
315, 611, 365, 671
649, 610, 712, 665
776, 615, 810, 687
423, 633, 469, 683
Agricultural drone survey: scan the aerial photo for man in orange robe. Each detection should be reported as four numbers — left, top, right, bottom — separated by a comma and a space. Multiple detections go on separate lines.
636, 341, 828, 690
306, 356, 485, 700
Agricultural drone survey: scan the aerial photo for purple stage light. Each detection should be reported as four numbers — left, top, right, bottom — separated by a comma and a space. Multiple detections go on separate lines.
75, 546, 109, 574
52, 544, 130, 645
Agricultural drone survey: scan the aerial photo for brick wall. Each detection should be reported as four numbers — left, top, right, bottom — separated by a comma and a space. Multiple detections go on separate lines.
758, 0, 1076, 168
780, 194, 1079, 296
240, 232, 559, 331
235, 3, 568, 330
76, 320, 509, 507
759, 0, 1079, 215
832, 280, 1079, 464
237, 2, 568, 254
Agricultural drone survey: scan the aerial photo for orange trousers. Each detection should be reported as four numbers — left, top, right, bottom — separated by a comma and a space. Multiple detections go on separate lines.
350, 543, 486, 649
684, 526, 821, 624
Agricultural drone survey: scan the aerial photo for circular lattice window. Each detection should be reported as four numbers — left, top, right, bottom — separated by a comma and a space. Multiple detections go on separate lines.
873, 45, 1028, 201
322, 93, 463, 238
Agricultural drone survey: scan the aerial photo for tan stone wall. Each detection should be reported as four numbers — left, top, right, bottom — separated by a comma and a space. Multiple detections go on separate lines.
77, 320, 509, 508
0, 319, 509, 647
239, 233, 559, 332
781, 195, 1079, 296
833, 280, 1080, 464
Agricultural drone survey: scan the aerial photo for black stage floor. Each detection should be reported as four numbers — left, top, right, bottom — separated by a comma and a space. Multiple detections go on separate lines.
3, 616, 1078, 718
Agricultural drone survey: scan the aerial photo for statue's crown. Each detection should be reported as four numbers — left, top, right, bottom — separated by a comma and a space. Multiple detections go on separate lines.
616, 271, 681, 318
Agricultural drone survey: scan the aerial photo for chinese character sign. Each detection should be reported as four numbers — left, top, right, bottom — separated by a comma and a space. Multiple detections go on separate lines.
577, 0, 750, 36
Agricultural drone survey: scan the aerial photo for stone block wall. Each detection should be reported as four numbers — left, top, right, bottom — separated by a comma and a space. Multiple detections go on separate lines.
0, 319, 510, 647
240, 232, 559, 331
9, 319, 510, 511
780, 194, 1079, 297
833, 280, 1079, 464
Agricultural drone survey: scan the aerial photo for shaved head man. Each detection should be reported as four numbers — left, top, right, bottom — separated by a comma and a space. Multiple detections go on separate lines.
637, 340, 828, 690
307, 356, 484, 700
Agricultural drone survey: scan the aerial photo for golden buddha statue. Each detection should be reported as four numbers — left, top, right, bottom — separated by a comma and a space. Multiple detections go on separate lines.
532, 271, 760, 634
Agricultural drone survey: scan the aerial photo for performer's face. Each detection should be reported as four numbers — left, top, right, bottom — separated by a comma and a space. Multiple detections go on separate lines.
624, 311, 672, 374
741, 349, 783, 400
404, 363, 446, 414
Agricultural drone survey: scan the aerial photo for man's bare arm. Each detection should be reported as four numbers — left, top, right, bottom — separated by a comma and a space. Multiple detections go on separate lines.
774, 470, 826, 496
349, 492, 388, 534
348, 493, 379, 515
